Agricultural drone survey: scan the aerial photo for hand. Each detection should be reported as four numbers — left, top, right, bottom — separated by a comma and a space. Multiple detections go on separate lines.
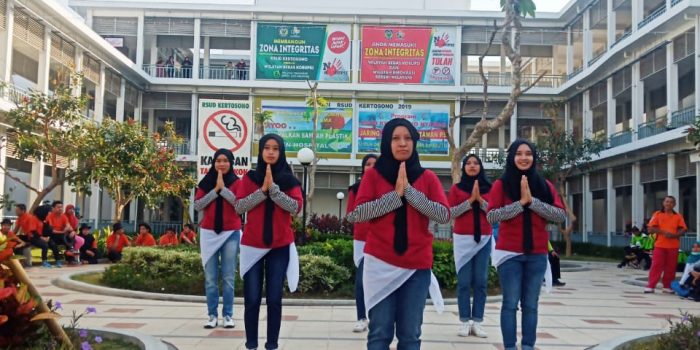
262, 164, 273, 192
215, 170, 225, 191
395, 162, 408, 197
551, 250, 559, 258
470, 180, 481, 203
41, 236, 49, 242
520, 175, 532, 206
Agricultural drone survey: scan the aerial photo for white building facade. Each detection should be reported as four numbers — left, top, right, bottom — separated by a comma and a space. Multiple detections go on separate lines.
0, 0, 698, 248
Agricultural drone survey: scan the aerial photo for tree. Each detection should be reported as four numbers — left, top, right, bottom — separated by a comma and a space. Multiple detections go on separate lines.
445, 0, 545, 183
535, 100, 606, 256
253, 109, 273, 141
304, 81, 329, 213
71, 119, 196, 221
0, 72, 87, 212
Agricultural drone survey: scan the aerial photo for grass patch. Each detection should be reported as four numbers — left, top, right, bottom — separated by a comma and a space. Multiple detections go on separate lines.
72, 271, 103, 285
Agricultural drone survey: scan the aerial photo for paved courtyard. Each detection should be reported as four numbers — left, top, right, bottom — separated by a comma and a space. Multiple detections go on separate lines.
28, 261, 700, 350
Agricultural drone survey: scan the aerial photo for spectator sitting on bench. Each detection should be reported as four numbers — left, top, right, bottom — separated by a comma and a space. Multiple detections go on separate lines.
159, 228, 179, 247
671, 241, 700, 299
618, 226, 645, 268
78, 224, 98, 264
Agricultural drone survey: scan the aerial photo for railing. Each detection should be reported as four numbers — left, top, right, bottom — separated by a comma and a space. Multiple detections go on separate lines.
670, 106, 696, 128
588, 49, 606, 66
81, 219, 183, 235
638, 5, 667, 29
0, 83, 30, 105
671, 0, 683, 7
637, 117, 669, 139
611, 30, 632, 48
609, 129, 633, 147
171, 140, 191, 155
461, 72, 566, 88
468, 148, 505, 163
568, 66, 583, 80
142, 64, 194, 79
141, 64, 250, 80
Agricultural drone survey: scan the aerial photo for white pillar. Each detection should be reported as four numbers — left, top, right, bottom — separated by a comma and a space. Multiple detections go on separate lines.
149, 37, 157, 73
696, 16, 700, 115
566, 26, 574, 75
94, 63, 106, 122
510, 104, 517, 142
607, 77, 616, 137
632, 62, 644, 140
582, 9, 592, 66
352, 23, 360, 84
607, 0, 616, 47
632, 0, 642, 31
667, 43, 678, 121
667, 154, 679, 199
606, 168, 615, 246
85, 9, 93, 28
565, 101, 571, 132
136, 14, 144, 67
203, 36, 210, 78
135, 91, 143, 122
129, 198, 138, 224
190, 94, 197, 155
37, 27, 51, 93
62, 159, 78, 208
115, 78, 125, 122
454, 25, 462, 86
192, 18, 201, 79
583, 174, 592, 242
249, 21, 257, 81
88, 183, 100, 223
696, 162, 700, 240
631, 162, 644, 227
0, 0, 14, 83
73, 48, 83, 96
583, 90, 592, 138
147, 108, 155, 132
28, 160, 45, 207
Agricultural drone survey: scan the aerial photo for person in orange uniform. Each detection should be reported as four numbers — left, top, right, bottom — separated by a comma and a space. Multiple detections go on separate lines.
45, 201, 75, 259
159, 228, 179, 247
15, 204, 61, 268
134, 223, 157, 247
644, 195, 688, 294
106, 223, 131, 262
180, 224, 197, 245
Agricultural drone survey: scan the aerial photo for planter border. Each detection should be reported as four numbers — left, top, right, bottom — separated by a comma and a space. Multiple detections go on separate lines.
585, 330, 665, 350
80, 326, 173, 350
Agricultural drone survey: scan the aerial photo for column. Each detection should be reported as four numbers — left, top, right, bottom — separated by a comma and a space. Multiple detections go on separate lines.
667, 154, 679, 199
37, 27, 51, 93
85, 9, 93, 28
631, 62, 644, 140
696, 16, 700, 115
134, 91, 143, 121
582, 9, 592, 66
149, 37, 157, 74
94, 63, 106, 122
352, 23, 360, 84
607, 77, 616, 138
192, 18, 201, 80
510, 104, 517, 142
88, 183, 100, 223
1, 0, 14, 83
136, 14, 144, 67
0, 143, 6, 205
566, 26, 574, 75
454, 25, 462, 86
203, 36, 210, 78
249, 21, 257, 81
115, 78, 126, 122
606, 168, 616, 246
129, 199, 138, 225
607, 0, 616, 47
62, 160, 78, 208
72, 48, 84, 96
583, 174, 592, 242
498, 125, 505, 150
667, 43, 678, 121
631, 162, 644, 227
696, 162, 700, 240
583, 90, 592, 139
28, 160, 45, 207
147, 109, 155, 132
632, 0, 642, 31
565, 101, 571, 132
190, 94, 198, 155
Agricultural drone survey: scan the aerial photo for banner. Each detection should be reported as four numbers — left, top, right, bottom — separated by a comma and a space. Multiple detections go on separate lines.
357, 102, 450, 155
197, 99, 253, 182
260, 99, 353, 153
256, 23, 352, 82
361, 26, 456, 85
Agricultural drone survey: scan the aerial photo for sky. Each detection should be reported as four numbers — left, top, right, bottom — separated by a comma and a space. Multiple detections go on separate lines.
470, 0, 570, 13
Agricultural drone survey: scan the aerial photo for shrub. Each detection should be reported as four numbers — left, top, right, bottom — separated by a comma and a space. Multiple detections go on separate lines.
432, 240, 457, 290
552, 241, 620, 259
620, 312, 700, 350
308, 213, 353, 235
297, 254, 351, 295
297, 239, 354, 276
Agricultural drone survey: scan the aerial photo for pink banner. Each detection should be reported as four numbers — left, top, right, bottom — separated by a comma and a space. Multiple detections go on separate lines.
361, 26, 433, 83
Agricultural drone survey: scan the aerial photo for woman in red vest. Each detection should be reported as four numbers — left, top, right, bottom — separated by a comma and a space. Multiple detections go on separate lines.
235, 134, 302, 350
346, 153, 377, 333
348, 118, 450, 350
194, 148, 242, 329
448, 154, 492, 338
487, 140, 566, 350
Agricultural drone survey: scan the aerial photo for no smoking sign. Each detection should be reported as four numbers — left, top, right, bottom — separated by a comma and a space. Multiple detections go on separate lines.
202, 110, 249, 153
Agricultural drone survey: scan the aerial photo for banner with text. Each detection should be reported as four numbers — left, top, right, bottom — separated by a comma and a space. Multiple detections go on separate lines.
360, 25, 456, 84
197, 99, 253, 182
260, 99, 353, 153
256, 23, 352, 82
357, 102, 450, 155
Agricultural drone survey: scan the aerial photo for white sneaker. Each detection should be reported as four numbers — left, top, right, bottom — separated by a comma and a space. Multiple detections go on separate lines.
471, 321, 488, 338
662, 288, 675, 294
204, 315, 217, 329
353, 319, 368, 333
223, 316, 235, 328
643, 288, 655, 294
458, 321, 470, 337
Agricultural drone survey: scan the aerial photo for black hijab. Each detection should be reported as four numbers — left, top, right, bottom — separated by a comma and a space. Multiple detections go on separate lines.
198, 148, 239, 234
499, 139, 553, 253
247, 134, 300, 246
457, 154, 492, 243
349, 154, 378, 194
374, 118, 425, 255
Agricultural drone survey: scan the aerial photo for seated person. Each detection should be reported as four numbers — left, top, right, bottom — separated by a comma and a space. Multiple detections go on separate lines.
133, 223, 156, 247
4, 219, 31, 266
64, 231, 85, 265
158, 228, 179, 247
639, 232, 655, 271
618, 226, 645, 268
78, 224, 98, 264
106, 223, 130, 262
678, 249, 689, 273
180, 224, 197, 245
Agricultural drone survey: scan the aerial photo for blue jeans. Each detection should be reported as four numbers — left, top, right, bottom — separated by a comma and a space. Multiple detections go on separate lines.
367, 269, 430, 350
457, 240, 491, 322
204, 231, 240, 318
244, 245, 289, 350
497, 254, 547, 350
355, 259, 366, 321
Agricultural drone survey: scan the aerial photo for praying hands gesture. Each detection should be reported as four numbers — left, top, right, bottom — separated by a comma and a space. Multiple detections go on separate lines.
519, 175, 532, 206
395, 162, 409, 197
469, 180, 483, 204
262, 164, 273, 193
214, 170, 225, 192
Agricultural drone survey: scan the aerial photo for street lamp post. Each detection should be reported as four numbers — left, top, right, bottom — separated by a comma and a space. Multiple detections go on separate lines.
336, 191, 345, 219
297, 147, 315, 244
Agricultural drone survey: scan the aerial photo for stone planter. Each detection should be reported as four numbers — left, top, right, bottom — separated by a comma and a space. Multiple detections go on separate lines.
585, 330, 664, 350
81, 326, 174, 350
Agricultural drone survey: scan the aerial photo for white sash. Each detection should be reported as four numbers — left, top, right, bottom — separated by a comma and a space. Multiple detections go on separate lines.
239, 243, 300, 292
353, 240, 366, 268
492, 248, 552, 294
199, 228, 237, 268
453, 234, 492, 272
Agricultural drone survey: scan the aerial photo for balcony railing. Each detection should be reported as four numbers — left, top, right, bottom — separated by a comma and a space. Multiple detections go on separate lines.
671, 0, 683, 7
159, 140, 191, 155
568, 66, 583, 80
469, 148, 505, 163
670, 106, 696, 128
142, 65, 250, 80
461, 72, 565, 88
588, 48, 606, 66
638, 5, 667, 29
611, 30, 632, 48
0, 83, 30, 105
637, 117, 669, 139
609, 129, 633, 147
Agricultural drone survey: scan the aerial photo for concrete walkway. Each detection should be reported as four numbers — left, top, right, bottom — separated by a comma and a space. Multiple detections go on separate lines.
28, 261, 700, 350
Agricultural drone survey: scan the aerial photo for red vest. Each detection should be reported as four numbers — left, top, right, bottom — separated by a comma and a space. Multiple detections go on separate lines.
236, 175, 302, 249
487, 179, 563, 254
355, 168, 449, 269
347, 189, 370, 242
195, 182, 242, 232
448, 184, 492, 236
